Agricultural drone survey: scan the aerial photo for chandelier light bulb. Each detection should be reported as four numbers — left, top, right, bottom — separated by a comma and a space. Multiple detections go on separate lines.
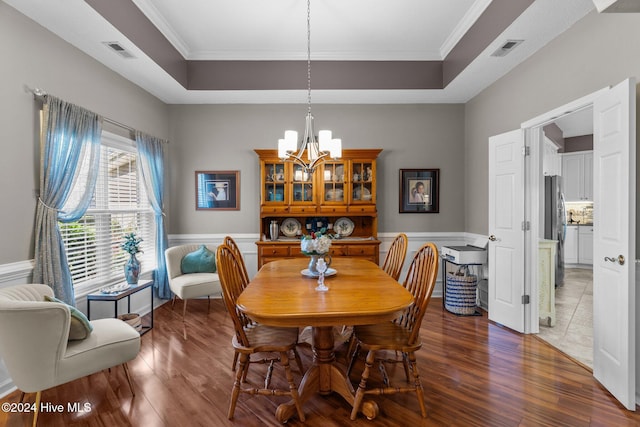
318, 130, 332, 152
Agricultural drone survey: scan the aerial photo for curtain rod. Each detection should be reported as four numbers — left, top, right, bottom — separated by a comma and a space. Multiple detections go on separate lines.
27, 86, 168, 142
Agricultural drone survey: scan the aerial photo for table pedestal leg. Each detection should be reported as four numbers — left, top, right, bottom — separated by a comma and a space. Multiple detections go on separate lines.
275, 326, 379, 422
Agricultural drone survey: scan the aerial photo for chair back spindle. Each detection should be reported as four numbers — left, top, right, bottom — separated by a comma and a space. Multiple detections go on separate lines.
382, 233, 408, 281
223, 236, 250, 283
217, 244, 253, 347
395, 242, 439, 345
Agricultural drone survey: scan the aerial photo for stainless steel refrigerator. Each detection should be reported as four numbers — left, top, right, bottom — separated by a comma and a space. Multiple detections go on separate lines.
544, 175, 566, 286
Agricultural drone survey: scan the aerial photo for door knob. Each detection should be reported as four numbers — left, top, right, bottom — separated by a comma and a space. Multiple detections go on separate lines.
488, 235, 497, 241
604, 255, 625, 265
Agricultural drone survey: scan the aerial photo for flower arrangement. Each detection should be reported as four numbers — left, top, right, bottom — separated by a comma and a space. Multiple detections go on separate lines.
300, 228, 332, 255
121, 232, 143, 255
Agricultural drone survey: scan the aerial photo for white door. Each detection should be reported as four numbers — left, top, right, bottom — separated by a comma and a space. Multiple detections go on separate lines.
592, 78, 636, 410
488, 129, 525, 332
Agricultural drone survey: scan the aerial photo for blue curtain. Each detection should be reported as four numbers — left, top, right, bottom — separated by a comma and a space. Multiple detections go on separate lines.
135, 131, 170, 299
33, 96, 102, 305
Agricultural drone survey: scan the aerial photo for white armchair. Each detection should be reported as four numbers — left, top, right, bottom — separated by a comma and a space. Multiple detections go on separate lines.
0, 284, 140, 427
165, 244, 221, 322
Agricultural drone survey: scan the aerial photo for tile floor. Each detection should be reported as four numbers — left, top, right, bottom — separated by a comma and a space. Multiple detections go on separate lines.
537, 268, 593, 368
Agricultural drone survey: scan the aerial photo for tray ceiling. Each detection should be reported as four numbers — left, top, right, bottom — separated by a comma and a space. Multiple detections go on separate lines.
4, 0, 595, 103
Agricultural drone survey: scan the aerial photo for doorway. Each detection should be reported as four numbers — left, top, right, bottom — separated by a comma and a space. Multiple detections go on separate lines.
489, 78, 636, 410
537, 108, 594, 368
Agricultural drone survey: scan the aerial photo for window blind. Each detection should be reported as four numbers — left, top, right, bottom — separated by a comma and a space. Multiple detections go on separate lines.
60, 132, 156, 289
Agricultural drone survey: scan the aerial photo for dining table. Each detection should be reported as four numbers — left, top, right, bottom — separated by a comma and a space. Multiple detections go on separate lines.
236, 257, 414, 422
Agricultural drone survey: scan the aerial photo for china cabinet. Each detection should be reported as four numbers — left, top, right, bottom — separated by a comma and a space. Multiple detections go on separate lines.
255, 149, 382, 268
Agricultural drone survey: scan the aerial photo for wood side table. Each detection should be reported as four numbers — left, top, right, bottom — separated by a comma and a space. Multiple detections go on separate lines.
87, 280, 154, 335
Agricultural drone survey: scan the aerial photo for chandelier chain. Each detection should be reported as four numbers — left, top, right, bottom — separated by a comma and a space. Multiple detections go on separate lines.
277, 0, 341, 172
307, 0, 312, 115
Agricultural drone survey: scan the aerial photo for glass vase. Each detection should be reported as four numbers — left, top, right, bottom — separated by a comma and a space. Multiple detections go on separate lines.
124, 253, 140, 285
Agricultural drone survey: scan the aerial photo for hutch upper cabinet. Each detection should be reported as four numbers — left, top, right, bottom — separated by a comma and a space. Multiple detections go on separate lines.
255, 149, 382, 268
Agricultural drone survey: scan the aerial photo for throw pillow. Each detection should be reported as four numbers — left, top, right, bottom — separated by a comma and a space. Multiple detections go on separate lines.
181, 245, 217, 274
44, 295, 94, 341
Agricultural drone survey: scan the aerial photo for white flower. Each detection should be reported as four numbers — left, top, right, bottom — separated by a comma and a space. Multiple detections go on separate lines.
300, 234, 332, 254
315, 235, 331, 254
300, 238, 315, 253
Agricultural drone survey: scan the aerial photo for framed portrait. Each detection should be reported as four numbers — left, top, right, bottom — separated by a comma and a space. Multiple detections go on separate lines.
399, 169, 439, 213
195, 170, 240, 210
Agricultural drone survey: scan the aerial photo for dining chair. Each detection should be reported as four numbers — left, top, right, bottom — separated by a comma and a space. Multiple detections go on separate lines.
222, 236, 249, 379
347, 242, 439, 420
223, 235, 250, 286
343, 233, 409, 362
216, 244, 306, 422
381, 233, 408, 281
222, 236, 250, 373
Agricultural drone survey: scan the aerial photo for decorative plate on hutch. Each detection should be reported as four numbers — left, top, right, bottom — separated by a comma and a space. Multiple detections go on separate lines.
334, 217, 355, 237
280, 218, 301, 237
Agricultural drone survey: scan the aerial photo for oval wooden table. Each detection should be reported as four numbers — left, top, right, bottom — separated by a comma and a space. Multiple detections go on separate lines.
236, 257, 414, 422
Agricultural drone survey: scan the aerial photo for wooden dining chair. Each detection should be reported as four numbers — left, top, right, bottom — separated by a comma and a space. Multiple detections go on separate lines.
222, 235, 251, 372
344, 233, 408, 358
381, 233, 408, 281
347, 242, 439, 420
223, 235, 249, 284
216, 244, 306, 422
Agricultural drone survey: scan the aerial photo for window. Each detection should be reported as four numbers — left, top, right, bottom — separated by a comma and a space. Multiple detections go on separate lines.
60, 132, 156, 290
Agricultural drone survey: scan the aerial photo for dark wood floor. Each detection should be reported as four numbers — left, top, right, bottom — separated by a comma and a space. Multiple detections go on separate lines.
2, 298, 639, 426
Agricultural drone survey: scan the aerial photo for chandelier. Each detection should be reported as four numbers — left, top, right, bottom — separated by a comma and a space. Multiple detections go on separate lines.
277, 0, 342, 173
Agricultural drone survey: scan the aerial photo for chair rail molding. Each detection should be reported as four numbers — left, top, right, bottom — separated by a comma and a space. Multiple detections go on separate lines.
0, 260, 34, 286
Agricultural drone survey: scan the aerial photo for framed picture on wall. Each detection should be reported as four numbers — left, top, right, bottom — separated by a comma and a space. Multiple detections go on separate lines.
195, 170, 240, 210
399, 169, 439, 213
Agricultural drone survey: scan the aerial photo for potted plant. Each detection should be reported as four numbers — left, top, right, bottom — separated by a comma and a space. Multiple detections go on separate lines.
121, 232, 143, 284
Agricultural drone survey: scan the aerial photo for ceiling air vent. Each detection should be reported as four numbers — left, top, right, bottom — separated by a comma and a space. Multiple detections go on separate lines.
103, 42, 135, 59
491, 39, 524, 57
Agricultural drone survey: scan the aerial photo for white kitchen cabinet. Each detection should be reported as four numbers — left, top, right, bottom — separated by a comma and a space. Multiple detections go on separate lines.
564, 225, 579, 264
578, 226, 593, 265
562, 151, 593, 201
543, 137, 562, 176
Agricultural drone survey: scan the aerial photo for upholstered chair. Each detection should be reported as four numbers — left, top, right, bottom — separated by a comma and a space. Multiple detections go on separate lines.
0, 284, 140, 427
164, 244, 221, 324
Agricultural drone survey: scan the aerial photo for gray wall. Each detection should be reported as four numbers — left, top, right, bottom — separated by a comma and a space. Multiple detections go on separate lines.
167, 104, 466, 235
464, 10, 640, 234
0, 3, 169, 264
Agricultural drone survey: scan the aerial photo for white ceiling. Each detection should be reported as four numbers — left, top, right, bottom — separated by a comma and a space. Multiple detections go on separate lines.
4, 0, 596, 104
135, 0, 484, 61
554, 107, 594, 138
